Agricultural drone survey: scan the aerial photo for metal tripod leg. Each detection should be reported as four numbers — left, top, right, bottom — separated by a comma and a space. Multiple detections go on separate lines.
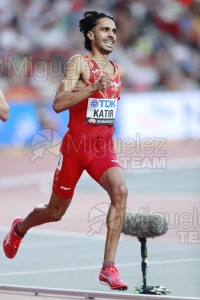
138, 237, 148, 289
134, 237, 171, 295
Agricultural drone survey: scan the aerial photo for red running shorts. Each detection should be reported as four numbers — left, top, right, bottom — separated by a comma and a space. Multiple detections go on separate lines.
52, 133, 123, 199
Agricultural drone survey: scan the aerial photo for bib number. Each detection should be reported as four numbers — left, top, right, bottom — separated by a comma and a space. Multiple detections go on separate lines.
86, 98, 117, 125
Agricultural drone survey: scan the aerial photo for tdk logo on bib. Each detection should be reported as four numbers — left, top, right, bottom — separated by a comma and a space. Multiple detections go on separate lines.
99, 100, 116, 108
90, 99, 116, 108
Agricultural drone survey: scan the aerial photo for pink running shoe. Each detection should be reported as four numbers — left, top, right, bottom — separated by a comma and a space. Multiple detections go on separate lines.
3, 217, 24, 259
99, 265, 128, 290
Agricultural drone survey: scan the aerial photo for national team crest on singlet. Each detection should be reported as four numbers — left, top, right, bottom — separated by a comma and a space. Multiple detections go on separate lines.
86, 98, 118, 125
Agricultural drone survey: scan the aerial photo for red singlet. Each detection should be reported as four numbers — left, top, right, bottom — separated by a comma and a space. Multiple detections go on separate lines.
53, 55, 123, 199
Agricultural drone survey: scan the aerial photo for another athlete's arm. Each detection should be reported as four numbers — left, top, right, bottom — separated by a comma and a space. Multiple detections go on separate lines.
0, 89, 9, 122
53, 55, 111, 113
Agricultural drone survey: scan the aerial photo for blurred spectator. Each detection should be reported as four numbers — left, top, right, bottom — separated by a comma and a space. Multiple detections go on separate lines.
0, 0, 200, 102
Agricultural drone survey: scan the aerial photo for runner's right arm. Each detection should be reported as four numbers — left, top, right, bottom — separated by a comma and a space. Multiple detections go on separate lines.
53, 55, 111, 113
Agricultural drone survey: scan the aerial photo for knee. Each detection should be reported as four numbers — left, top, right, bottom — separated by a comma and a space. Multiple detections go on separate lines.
34, 204, 64, 222
111, 183, 128, 204
49, 209, 63, 222
48, 206, 66, 222
118, 184, 128, 199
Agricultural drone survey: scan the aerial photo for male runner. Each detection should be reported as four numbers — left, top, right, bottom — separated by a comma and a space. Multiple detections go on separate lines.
0, 89, 9, 121
3, 11, 128, 290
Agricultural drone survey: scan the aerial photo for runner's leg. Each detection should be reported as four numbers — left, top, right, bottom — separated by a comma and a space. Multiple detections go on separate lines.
18, 192, 72, 234
100, 166, 127, 262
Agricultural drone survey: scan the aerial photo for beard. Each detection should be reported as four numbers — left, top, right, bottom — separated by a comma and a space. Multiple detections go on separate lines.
101, 48, 113, 54
100, 43, 114, 54
94, 37, 114, 54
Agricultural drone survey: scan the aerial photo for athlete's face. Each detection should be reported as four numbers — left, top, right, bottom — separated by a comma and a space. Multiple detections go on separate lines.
89, 18, 117, 54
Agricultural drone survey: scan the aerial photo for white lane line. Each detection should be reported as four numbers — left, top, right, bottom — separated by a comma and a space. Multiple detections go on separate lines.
0, 227, 107, 241
125, 156, 200, 175
0, 171, 53, 189
0, 170, 89, 189
0, 156, 200, 189
0, 258, 199, 277
20, 239, 100, 248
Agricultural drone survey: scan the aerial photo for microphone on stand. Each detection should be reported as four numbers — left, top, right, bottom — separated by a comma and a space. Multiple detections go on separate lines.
122, 211, 168, 239
122, 211, 170, 295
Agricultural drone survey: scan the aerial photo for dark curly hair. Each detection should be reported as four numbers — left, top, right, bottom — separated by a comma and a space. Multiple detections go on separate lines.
79, 11, 115, 52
